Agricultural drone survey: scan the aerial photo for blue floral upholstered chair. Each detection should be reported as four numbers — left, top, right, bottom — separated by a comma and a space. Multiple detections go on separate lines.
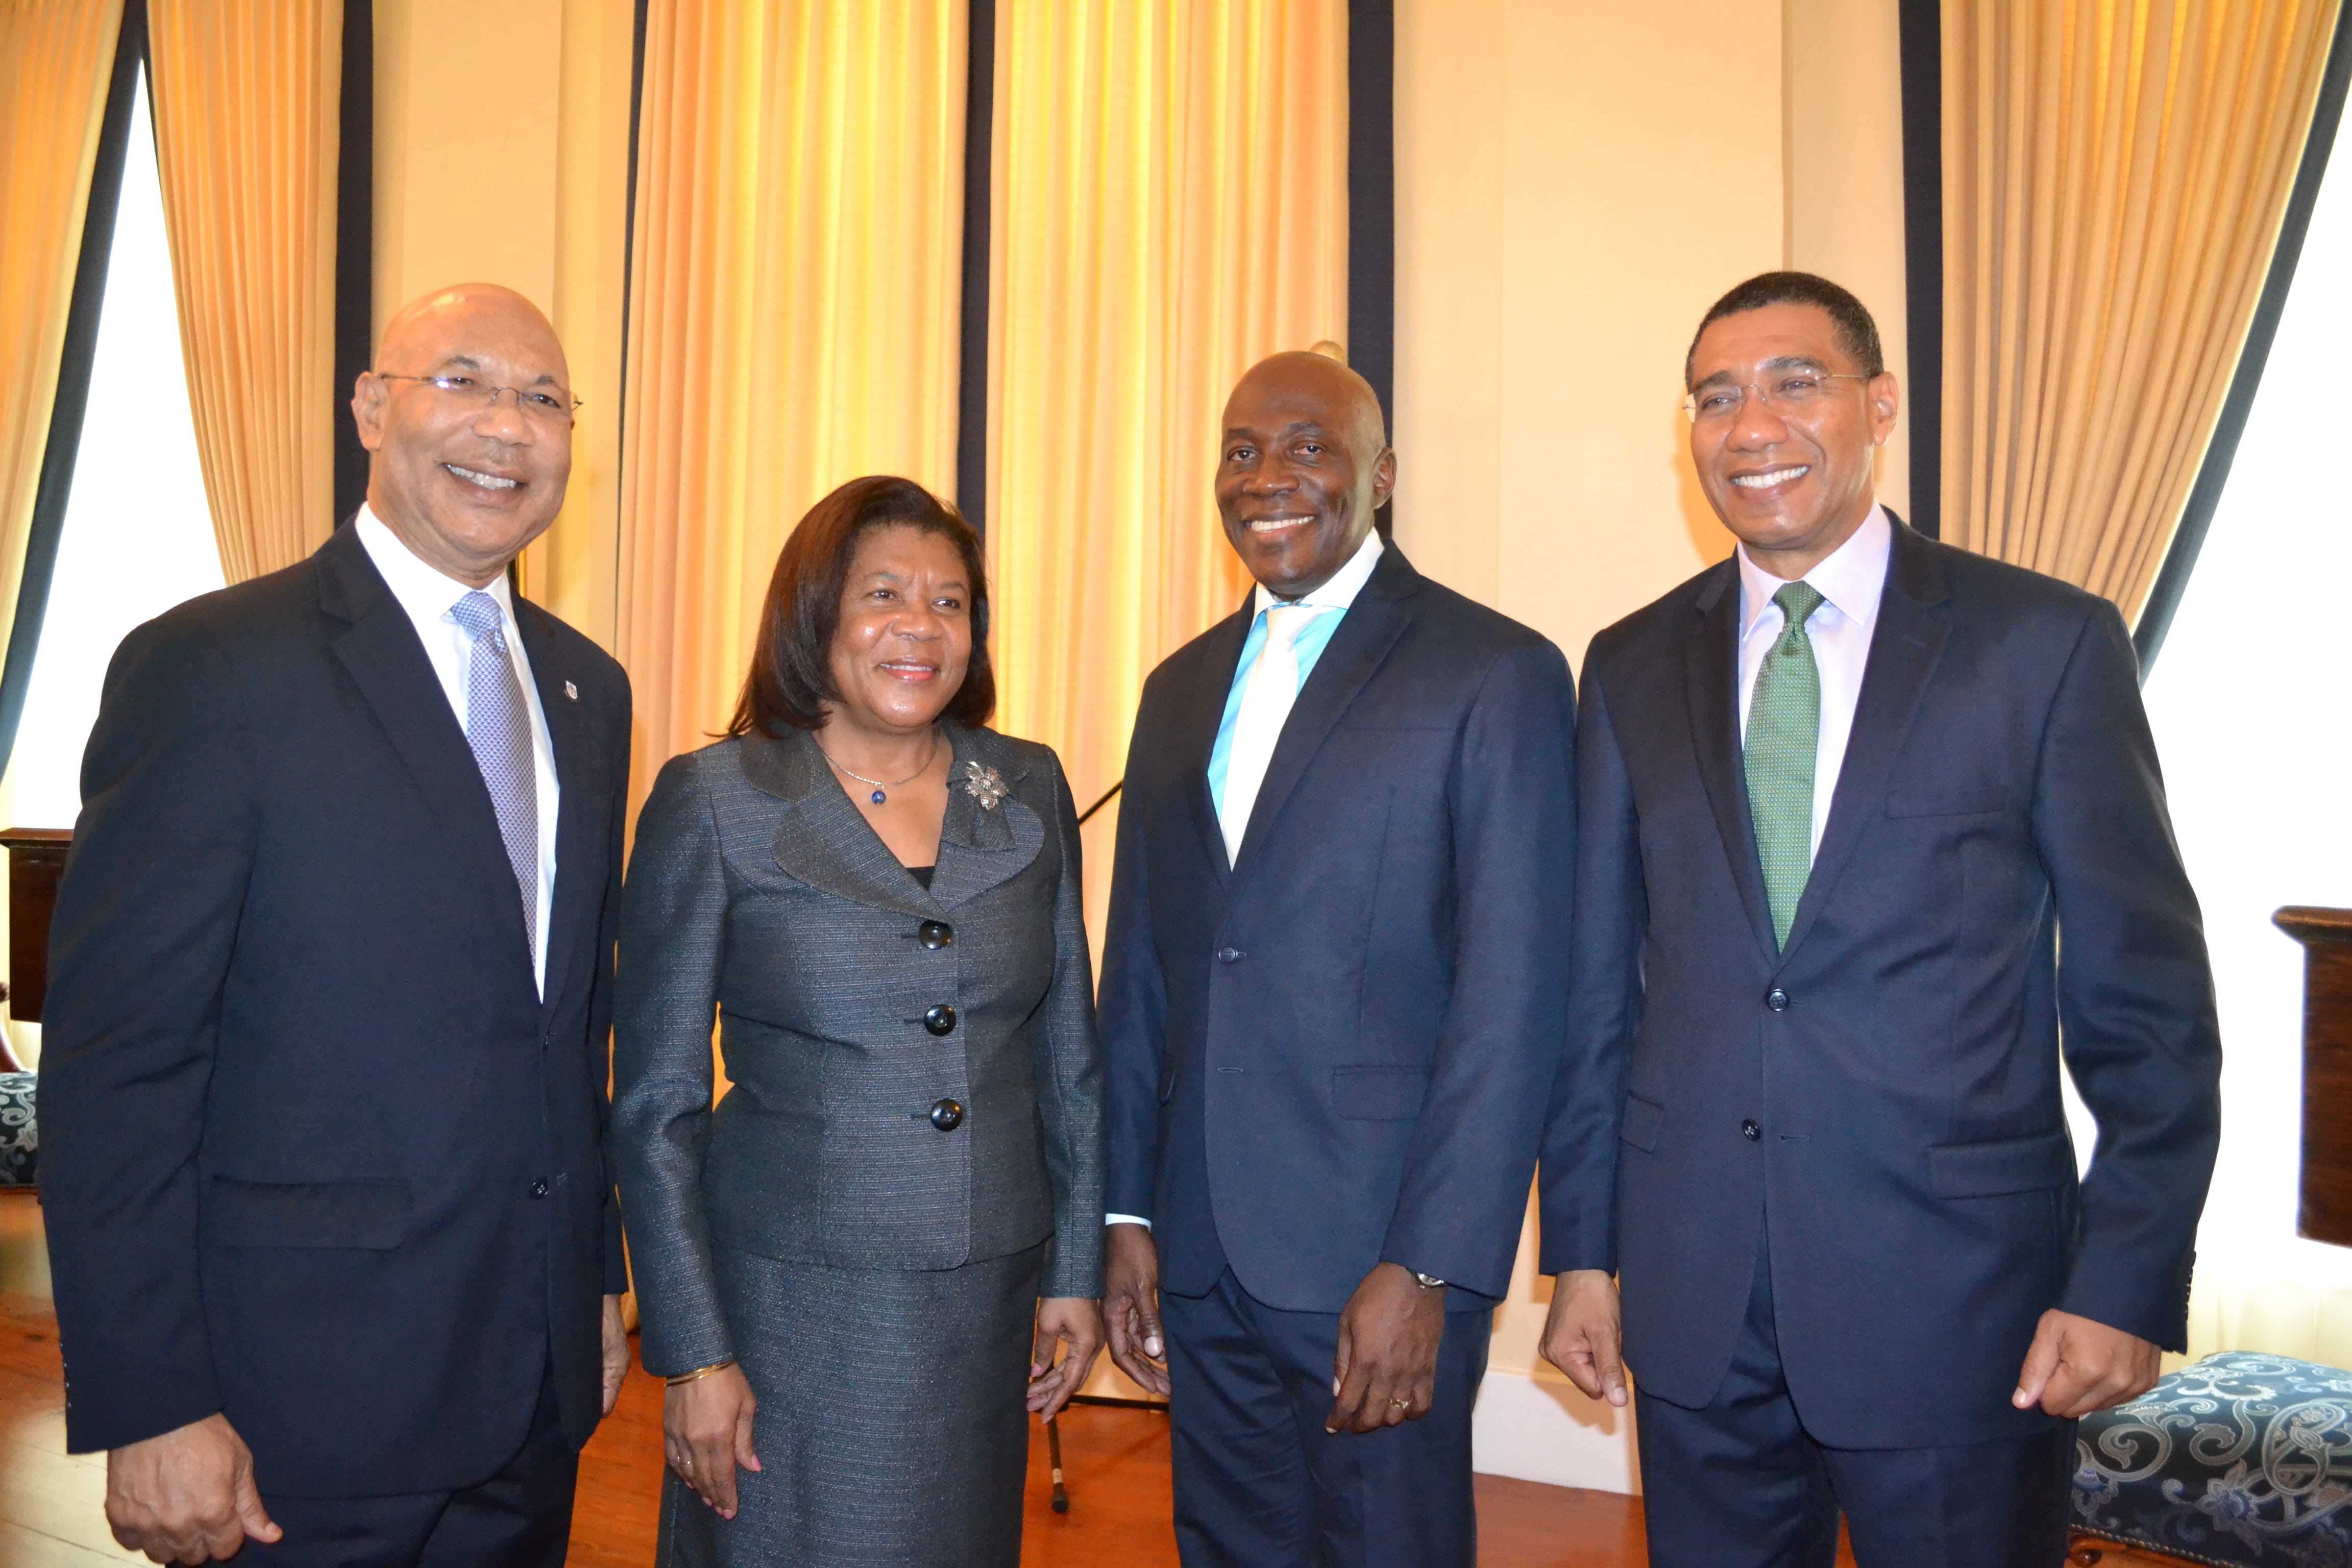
0, 1073, 33, 1187
2072, 1352, 2352, 1567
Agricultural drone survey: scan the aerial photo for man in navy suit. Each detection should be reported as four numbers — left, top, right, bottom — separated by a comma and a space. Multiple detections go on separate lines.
1099, 350, 1577, 1566
42, 284, 633, 1565
1536, 273, 2221, 1566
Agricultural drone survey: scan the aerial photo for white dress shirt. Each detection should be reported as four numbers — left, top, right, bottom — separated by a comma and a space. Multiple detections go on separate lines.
1108, 531, 1387, 1232
356, 505, 559, 995
1735, 504, 1893, 857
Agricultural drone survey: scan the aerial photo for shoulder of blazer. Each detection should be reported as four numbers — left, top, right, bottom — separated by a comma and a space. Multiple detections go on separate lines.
110, 527, 354, 678
1584, 554, 1735, 678
1383, 551, 1558, 662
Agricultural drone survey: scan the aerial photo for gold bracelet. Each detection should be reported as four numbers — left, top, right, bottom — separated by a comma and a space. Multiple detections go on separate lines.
665, 1359, 737, 1386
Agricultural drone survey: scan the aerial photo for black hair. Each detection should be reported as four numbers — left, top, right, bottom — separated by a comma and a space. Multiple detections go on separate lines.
1685, 271, 1885, 387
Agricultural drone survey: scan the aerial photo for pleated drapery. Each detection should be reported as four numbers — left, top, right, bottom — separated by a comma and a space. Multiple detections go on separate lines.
619, 0, 968, 799
0, 0, 125, 667
145, 0, 341, 583
1942, 0, 2343, 618
985, 0, 1349, 811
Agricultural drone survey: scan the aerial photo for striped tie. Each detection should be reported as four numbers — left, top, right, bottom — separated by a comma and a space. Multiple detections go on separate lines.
1744, 580, 1825, 951
451, 591, 538, 969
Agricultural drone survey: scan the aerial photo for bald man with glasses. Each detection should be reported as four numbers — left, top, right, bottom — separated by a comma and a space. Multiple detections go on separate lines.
42, 284, 633, 1566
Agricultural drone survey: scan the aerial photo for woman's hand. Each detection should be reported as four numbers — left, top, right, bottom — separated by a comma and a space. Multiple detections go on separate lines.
664, 1363, 762, 1518
1027, 1297, 1106, 1420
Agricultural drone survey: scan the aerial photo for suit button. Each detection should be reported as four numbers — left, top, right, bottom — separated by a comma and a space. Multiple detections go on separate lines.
530, 1177, 550, 1197
929, 1098, 965, 1131
1766, 988, 1788, 1012
918, 920, 954, 950
1216, 947, 1244, 964
1741, 1119, 1761, 1142
923, 1004, 958, 1036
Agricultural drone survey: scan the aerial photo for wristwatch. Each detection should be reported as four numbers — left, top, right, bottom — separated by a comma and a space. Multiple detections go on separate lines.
1413, 1271, 1447, 1290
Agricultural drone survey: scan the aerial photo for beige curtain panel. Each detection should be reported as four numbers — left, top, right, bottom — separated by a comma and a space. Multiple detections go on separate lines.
147, 0, 341, 585
619, 0, 969, 807
0, 0, 125, 666
1943, 0, 2344, 620
984, 0, 1349, 822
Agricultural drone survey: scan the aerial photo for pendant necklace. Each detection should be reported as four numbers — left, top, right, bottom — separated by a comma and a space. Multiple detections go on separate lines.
819, 731, 940, 806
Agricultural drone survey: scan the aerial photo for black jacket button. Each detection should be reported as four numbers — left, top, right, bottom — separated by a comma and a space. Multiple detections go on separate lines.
929, 1098, 964, 1131
530, 1177, 550, 1197
918, 920, 953, 950
1766, 988, 1788, 1012
1216, 947, 1244, 964
924, 1004, 958, 1036
1741, 1119, 1761, 1142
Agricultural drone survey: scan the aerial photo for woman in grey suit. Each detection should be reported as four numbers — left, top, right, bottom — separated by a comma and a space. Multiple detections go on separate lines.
612, 475, 1105, 1566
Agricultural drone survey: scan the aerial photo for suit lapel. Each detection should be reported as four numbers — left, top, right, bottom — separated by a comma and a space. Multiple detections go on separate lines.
514, 601, 594, 1014
928, 727, 1044, 911
1777, 523, 1952, 962
740, 727, 938, 921
1182, 602, 1255, 881
1229, 548, 1417, 884
319, 531, 528, 970
1684, 562, 1781, 966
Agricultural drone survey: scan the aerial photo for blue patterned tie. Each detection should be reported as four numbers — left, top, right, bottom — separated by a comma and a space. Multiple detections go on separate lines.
451, 592, 538, 969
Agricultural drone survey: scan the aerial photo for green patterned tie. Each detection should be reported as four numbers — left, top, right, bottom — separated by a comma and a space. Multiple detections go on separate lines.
1744, 580, 1826, 951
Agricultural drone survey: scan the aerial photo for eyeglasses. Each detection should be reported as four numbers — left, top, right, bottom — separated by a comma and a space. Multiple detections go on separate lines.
374, 372, 582, 427
1683, 371, 1870, 425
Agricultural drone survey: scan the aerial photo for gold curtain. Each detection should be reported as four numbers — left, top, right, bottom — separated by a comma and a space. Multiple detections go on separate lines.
985, 0, 1349, 812
1942, 0, 2343, 618
145, 0, 340, 584
0, 0, 125, 659
619, 0, 968, 798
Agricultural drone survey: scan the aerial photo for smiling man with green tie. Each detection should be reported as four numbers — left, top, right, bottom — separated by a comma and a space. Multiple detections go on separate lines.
1535, 272, 2223, 1567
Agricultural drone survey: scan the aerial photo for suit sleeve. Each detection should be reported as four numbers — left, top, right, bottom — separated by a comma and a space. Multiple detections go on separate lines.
1379, 638, 1578, 1298
1538, 658, 1643, 1276
594, 672, 633, 1296
2037, 602, 2221, 1350
1032, 752, 1107, 1297
42, 617, 255, 1452
1097, 694, 1170, 1223
608, 755, 736, 1376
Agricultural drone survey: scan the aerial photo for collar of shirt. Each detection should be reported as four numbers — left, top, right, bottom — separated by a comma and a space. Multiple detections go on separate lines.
354, 502, 520, 631
1250, 527, 1385, 620
1736, 502, 1893, 647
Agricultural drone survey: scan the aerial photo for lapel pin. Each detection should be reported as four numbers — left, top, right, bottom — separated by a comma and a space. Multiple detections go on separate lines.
959, 760, 1008, 811
564, 680, 578, 701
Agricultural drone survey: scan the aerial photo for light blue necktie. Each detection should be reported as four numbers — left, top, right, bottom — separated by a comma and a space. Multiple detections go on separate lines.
451, 592, 538, 968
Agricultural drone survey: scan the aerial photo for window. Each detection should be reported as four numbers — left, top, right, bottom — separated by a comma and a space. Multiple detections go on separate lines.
2138, 99, 2352, 1357
0, 72, 222, 1064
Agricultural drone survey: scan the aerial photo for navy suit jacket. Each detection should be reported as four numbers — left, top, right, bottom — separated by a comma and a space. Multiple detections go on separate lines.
41, 523, 631, 1493
1538, 518, 2221, 1449
1101, 545, 1576, 1312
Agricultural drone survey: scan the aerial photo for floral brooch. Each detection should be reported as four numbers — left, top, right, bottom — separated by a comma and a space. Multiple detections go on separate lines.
959, 760, 1009, 811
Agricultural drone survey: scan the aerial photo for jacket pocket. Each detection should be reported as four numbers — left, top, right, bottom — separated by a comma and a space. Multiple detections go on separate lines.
1620, 1092, 1664, 1152
206, 1177, 410, 1249
1331, 1067, 1431, 1121
1885, 788, 2009, 819
1926, 1131, 2074, 1198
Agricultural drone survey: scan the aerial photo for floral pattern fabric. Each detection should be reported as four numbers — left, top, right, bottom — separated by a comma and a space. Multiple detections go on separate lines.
0, 1073, 32, 1186
2073, 1352, 2352, 1566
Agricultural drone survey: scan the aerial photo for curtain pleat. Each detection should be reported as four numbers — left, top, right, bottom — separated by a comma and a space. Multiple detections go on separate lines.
146, 0, 340, 584
986, 0, 1349, 810
1943, 0, 2342, 618
619, 0, 967, 800
0, 0, 125, 661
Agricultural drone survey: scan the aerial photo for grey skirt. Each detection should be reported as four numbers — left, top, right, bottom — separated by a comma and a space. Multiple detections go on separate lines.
656, 1241, 1046, 1568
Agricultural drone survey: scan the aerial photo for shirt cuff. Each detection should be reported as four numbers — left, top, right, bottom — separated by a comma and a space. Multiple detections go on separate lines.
1105, 1213, 1152, 1229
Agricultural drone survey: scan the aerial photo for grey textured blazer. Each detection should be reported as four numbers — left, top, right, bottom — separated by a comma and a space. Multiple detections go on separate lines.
612, 723, 1106, 1376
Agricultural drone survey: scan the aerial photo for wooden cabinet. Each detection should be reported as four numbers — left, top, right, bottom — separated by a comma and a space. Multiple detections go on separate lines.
2275, 905, 2352, 1246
